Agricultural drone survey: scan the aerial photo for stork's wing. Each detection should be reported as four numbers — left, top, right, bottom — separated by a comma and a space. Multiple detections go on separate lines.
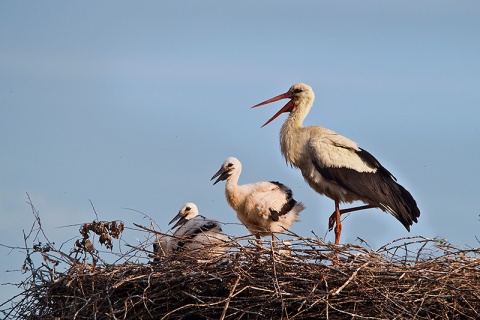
244, 181, 296, 222
268, 181, 298, 220
308, 130, 376, 172
174, 217, 221, 239
308, 135, 420, 230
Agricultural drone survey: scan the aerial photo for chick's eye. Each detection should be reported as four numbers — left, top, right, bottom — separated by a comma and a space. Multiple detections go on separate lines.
185, 207, 191, 211
227, 163, 233, 167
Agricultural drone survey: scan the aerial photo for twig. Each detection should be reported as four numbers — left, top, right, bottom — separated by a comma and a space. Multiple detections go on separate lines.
331, 261, 370, 296
220, 275, 241, 320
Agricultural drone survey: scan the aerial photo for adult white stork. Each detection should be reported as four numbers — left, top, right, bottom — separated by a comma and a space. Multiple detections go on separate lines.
211, 157, 304, 245
154, 202, 228, 257
252, 83, 420, 244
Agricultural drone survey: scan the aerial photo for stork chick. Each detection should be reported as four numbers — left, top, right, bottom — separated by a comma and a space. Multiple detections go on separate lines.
154, 202, 228, 258
211, 157, 304, 246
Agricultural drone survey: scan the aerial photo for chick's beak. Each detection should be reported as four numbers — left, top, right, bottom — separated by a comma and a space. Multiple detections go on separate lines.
168, 212, 187, 229
211, 167, 230, 185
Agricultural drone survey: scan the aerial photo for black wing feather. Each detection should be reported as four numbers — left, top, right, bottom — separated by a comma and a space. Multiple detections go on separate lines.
268, 181, 298, 220
173, 219, 222, 252
182, 220, 220, 240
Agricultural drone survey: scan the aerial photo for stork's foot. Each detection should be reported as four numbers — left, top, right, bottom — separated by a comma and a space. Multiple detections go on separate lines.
328, 204, 375, 231
328, 211, 337, 231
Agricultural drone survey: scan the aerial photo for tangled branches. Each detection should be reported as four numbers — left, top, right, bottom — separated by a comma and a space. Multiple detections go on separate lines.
2, 230, 480, 319
1, 198, 479, 319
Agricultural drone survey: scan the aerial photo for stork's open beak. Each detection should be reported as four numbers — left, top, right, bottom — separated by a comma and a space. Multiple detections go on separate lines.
211, 167, 231, 185
168, 212, 187, 229
251, 91, 294, 127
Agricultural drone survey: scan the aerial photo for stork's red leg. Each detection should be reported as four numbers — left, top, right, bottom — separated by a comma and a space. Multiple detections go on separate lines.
328, 204, 374, 231
334, 201, 342, 244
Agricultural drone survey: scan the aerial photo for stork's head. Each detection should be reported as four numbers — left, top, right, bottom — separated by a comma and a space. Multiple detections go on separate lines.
211, 157, 241, 185
252, 83, 314, 127
168, 202, 199, 229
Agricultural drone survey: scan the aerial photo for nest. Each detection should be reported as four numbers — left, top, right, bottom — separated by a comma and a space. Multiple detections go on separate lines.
1, 200, 480, 319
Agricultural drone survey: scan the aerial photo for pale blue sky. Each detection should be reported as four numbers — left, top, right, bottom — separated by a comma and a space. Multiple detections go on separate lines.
1, 1, 479, 304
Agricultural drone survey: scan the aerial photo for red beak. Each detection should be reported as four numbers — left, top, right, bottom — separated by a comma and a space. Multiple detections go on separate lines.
251, 92, 294, 127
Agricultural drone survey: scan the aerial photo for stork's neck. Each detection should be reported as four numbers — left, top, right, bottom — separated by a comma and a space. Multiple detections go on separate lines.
279, 99, 312, 167
224, 173, 244, 211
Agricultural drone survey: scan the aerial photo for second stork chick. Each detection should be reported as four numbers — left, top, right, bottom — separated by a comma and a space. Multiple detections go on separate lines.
166, 202, 228, 256
211, 157, 304, 246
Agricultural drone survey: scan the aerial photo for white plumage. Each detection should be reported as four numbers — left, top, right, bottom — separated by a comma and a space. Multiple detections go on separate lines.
252, 83, 420, 244
153, 202, 228, 257
211, 157, 304, 243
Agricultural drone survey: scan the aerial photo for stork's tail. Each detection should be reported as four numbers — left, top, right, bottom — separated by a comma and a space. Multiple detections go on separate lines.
382, 182, 420, 231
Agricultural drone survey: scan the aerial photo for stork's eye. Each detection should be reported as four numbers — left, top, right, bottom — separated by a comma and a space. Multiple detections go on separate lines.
293, 88, 302, 94
185, 207, 191, 211
227, 163, 233, 167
